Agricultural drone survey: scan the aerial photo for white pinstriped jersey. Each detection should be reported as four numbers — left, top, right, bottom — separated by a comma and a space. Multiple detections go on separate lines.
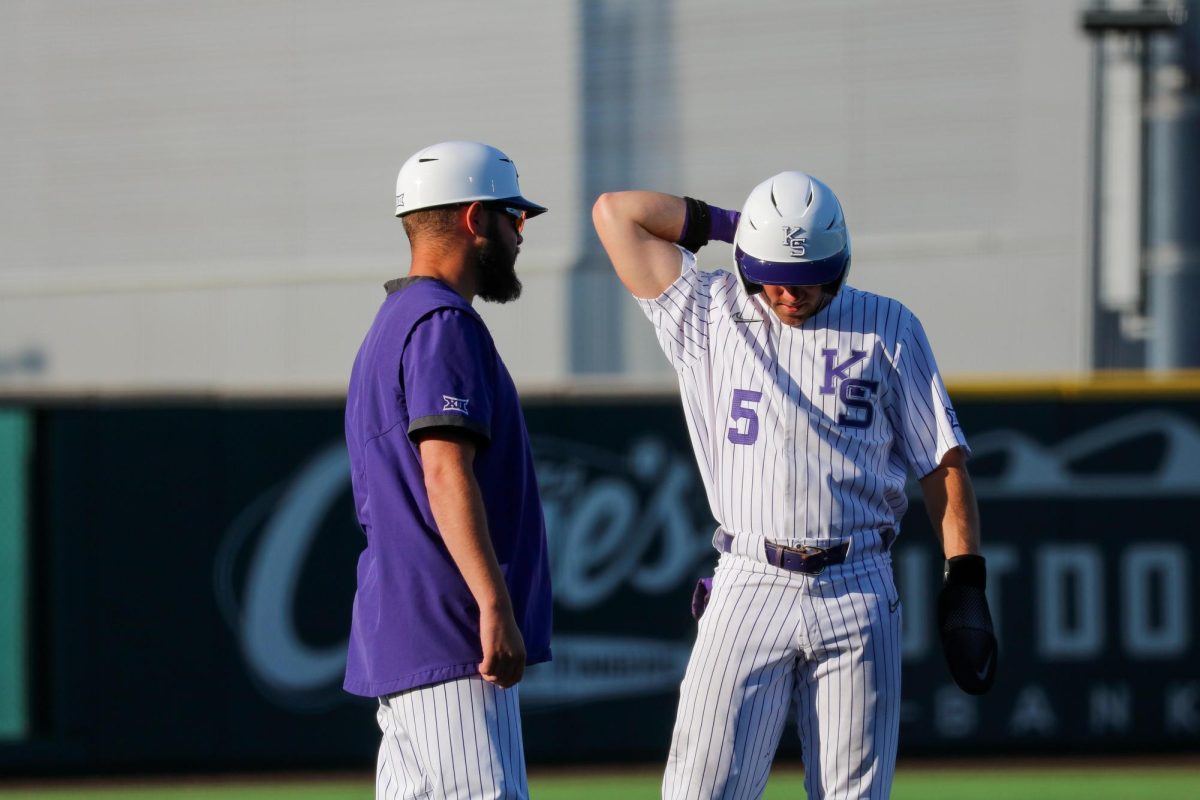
638, 248, 968, 545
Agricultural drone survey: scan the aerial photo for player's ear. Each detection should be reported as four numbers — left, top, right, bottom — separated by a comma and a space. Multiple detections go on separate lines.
463, 202, 486, 237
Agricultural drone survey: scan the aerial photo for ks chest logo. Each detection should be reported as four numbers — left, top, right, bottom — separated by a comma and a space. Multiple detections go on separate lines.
725, 349, 880, 446
820, 349, 878, 429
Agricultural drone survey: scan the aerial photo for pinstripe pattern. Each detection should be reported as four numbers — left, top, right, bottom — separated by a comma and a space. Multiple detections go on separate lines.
375, 676, 528, 800
663, 551, 901, 800
638, 249, 965, 799
640, 251, 966, 544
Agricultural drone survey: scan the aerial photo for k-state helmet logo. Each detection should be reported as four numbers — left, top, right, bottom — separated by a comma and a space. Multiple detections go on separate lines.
783, 226, 807, 257
396, 193, 405, 208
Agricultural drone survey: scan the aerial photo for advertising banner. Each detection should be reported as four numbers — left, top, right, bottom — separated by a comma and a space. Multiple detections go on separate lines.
1, 394, 1198, 772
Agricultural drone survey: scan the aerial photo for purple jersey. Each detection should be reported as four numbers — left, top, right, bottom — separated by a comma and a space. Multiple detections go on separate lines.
343, 276, 552, 698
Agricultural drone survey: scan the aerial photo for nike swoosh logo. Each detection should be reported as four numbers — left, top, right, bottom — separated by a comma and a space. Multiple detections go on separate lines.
976, 651, 994, 680
732, 314, 763, 324
889, 597, 901, 613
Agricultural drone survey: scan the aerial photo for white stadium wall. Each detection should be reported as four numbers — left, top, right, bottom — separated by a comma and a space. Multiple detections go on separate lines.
0, 1, 1091, 394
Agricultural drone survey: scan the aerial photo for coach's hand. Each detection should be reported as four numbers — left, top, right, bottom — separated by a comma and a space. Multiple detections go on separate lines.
479, 606, 526, 688
938, 554, 997, 695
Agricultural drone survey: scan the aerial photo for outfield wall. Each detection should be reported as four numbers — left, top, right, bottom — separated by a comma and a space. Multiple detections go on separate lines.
0, 381, 1198, 774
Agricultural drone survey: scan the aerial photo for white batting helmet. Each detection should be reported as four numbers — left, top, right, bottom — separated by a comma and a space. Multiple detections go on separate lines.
733, 171, 850, 295
394, 141, 548, 218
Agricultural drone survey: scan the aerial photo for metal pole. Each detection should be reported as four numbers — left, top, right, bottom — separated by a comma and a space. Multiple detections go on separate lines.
1146, 0, 1200, 369
572, 0, 676, 375
1081, 1, 1195, 369
1088, 28, 1108, 369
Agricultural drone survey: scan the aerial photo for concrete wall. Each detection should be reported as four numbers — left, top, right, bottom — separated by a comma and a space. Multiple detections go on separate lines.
0, 1, 1092, 394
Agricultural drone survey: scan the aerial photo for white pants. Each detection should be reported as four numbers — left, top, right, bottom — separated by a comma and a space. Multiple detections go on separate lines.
375, 675, 529, 800
663, 551, 902, 800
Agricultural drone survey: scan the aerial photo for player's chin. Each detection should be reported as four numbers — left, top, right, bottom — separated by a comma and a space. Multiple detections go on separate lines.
773, 308, 807, 327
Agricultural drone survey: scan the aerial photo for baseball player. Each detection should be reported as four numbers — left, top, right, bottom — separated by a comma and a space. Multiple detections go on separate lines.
593, 173, 997, 799
344, 141, 553, 800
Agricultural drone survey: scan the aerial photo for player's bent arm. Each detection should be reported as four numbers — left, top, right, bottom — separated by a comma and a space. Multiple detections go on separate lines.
592, 191, 687, 299
917, 446, 981, 559
418, 432, 526, 688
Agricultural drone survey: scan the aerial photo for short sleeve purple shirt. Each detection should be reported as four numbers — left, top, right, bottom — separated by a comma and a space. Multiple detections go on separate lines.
343, 276, 552, 697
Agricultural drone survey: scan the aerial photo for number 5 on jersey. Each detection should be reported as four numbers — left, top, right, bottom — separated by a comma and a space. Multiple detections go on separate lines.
727, 389, 763, 445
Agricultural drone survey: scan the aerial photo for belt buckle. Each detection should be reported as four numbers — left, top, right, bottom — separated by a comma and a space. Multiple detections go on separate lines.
781, 543, 829, 575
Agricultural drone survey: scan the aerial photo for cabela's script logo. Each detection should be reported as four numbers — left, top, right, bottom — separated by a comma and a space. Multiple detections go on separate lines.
215, 435, 715, 710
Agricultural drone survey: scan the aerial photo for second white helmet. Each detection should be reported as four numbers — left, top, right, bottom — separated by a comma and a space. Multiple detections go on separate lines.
732, 171, 850, 294
395, 141, 548, 218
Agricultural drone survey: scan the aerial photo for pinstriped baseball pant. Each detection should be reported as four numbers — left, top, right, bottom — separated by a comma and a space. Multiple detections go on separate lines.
663, 551, 902, 800
375, 675, 529, 800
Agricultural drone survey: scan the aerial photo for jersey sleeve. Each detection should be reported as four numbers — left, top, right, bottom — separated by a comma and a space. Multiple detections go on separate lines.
635, 246, 717, 370
890, 313, 970, 478
402, 308, 494, 442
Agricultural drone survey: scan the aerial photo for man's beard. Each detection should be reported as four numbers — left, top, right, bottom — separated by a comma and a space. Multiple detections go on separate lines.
474, 235, 522, 303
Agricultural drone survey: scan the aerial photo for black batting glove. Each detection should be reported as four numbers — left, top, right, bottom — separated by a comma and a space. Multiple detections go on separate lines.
938, 554, 998, 695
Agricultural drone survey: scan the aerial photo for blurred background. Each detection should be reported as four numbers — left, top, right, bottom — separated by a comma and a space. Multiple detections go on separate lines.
1, 0, 1198, 783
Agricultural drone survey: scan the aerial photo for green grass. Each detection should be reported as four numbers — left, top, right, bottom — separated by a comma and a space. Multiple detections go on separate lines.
0, 766, 1197, 799
535, 769, 1200, 800
884, 768, 1200, 800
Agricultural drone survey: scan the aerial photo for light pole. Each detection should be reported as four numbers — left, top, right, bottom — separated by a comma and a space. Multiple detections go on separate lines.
1081, 2, 1199, 370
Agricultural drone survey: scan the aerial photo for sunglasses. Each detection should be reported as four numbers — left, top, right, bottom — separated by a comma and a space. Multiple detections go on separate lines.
486, 204, 526, 234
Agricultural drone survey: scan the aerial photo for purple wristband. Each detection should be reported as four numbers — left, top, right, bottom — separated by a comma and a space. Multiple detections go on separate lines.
708, 206, 740, 244
679, 198, 742, 252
